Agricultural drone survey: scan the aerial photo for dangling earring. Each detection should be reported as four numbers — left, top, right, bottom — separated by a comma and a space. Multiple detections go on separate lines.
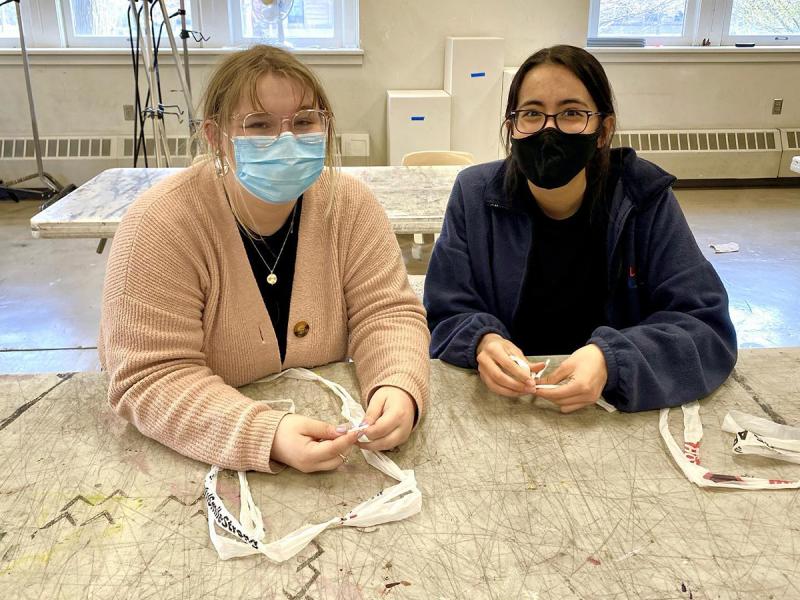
214, 151, 229, 177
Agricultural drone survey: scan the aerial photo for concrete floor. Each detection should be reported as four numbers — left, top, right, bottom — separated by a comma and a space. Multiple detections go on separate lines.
1, 187, 799, 374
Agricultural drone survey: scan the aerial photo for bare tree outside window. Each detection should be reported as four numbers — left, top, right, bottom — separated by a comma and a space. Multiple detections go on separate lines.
597, 0, 687, 37
68, 0, 192, 38
729, 0, 800, 36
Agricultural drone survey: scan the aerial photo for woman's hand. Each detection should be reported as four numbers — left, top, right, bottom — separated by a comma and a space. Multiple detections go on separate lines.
534, 344, 608, 413
357, 386, 417, 452
270, 414, 360, 473
476, 333, 545, 397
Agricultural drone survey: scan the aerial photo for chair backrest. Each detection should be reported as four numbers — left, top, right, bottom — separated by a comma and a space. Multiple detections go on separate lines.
401, 151, 475, 166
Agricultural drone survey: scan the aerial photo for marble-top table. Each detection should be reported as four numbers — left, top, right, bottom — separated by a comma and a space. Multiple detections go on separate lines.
29, 166, 464, 239
2, 349, 800, 598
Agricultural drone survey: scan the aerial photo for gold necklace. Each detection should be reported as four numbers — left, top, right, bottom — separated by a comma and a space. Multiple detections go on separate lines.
242, 203, 298, 286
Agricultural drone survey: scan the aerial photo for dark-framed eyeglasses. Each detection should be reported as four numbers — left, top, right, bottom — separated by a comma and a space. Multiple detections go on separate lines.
232, 109, 331, 139
508, 109, 606, 135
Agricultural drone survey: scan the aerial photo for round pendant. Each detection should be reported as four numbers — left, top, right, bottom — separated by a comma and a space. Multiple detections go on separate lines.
266, 273, 278, 285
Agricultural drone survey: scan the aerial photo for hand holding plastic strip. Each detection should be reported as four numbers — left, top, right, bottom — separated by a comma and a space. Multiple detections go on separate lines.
203, 368, 422, 562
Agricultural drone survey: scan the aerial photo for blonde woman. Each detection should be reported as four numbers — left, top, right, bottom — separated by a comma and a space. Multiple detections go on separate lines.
99, 45, 429, 473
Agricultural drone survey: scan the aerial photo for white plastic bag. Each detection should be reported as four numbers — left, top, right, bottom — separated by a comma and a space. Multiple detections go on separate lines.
204, 368, 422, 562
660, 401, 800, 489
722, 410, 800, 465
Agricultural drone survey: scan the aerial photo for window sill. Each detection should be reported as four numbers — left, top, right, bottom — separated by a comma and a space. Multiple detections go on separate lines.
0, 46, 364, 66
588, 46, 800, 63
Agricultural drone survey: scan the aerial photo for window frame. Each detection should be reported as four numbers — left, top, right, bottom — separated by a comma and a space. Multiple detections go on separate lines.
588, 0, 800, 47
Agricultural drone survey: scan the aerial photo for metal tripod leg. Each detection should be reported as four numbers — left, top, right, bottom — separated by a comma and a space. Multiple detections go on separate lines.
0, 0, 70, 204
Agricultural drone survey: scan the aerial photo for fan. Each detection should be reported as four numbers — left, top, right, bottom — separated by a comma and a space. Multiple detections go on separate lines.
261, 0, 295, 48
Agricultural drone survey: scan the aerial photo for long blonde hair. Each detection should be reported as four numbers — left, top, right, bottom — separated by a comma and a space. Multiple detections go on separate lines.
197, 44, 340, 222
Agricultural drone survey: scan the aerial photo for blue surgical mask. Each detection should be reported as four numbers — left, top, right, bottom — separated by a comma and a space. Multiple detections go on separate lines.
231, 131, 326, 204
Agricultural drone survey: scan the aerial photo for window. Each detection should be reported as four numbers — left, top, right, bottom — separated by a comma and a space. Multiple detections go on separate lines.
0, 0, 359, 50
0, 0, 19, 48
722, 0, 800, 46
0, 4, 17, 37
59, 0, 196, 48
230, 0, 358, 49
589, 0, 800, 46
590, 0, 698, 46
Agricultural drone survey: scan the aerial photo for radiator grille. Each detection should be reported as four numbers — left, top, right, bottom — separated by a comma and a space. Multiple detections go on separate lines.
0, 135, 190, 159
783, 129, 800, 150
122, 137, 190, 158
612, 130, 779, 152
0, 137, 114, 159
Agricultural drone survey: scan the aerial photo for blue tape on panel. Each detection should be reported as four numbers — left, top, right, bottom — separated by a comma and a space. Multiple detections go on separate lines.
470, 72, 486, 78
410, 116, 425, 121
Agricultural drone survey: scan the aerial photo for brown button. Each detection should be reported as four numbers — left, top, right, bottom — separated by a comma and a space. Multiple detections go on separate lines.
293, 321, 310, 337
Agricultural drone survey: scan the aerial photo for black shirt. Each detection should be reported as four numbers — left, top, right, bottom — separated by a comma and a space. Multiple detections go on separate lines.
238, 198, 302, 363
511, 172, 617, 356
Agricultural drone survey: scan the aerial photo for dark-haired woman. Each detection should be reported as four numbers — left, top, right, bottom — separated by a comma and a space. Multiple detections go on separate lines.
424, 45, 736, 412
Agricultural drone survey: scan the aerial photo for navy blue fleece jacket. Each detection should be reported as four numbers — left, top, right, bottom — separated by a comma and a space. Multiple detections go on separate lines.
424, 148, 737, 412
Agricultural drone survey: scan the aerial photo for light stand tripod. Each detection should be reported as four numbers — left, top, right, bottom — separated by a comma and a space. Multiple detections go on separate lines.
0, 0, 72, 204
128, 0, 196, 168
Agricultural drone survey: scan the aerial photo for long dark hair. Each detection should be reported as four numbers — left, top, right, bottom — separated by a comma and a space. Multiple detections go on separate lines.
503, 45, 617, 209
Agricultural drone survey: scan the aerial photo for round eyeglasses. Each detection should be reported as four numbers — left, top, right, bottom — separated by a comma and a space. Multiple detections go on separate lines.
233, 109, 331, 139
508, 109, 605, 136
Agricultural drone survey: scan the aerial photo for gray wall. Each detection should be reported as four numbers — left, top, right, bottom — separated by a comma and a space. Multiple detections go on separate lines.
0, 0, 798, 168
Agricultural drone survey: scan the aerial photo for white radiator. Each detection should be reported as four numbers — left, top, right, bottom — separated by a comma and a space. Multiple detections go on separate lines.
2, 130, 799, 186
611, 129, 796, 180
0, 135, 191, 186
778, 129, 800, 178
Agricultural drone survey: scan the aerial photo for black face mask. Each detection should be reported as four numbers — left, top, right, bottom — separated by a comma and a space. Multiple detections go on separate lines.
511, 128, 600, 190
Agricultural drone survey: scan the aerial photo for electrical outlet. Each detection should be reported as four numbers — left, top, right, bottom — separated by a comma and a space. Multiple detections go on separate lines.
772, 99, 783, 115
340, 133, 370, 157
123, 104, 136, 121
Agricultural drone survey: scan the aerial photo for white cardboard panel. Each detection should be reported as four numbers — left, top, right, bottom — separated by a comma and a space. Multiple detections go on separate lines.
386, 90, 451, 166
444, 37, 505, 164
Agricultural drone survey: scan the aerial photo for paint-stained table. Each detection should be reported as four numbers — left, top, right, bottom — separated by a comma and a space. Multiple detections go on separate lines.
1, 349, 800, 599
29, 166, 462, 240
